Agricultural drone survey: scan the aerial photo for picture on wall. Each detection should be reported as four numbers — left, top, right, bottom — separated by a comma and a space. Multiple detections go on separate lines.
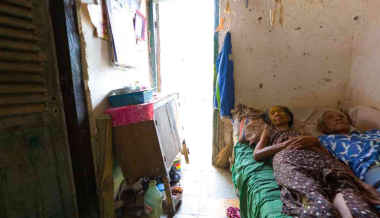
105, 0, 149, 68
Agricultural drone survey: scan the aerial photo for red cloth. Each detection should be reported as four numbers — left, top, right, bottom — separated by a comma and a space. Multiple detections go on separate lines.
105, 102, 154, 127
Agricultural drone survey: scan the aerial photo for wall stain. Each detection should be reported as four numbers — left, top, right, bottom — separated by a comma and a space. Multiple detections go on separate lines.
295, 27, 302, 31
322, 78, 332, 82
293, 85, 303, 91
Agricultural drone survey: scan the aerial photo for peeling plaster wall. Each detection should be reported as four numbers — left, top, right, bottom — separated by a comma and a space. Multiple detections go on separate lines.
219, 0, 362, 109
346, 1, 380, 109
79, 4, 152, 116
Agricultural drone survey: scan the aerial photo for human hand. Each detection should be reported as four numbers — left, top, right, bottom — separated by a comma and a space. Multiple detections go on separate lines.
287, 136, 319, 150
282, 137, 300, 149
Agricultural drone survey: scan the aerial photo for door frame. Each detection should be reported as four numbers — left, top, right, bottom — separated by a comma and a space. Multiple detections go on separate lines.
212, 0, 221, 164
49, 1, 100, 217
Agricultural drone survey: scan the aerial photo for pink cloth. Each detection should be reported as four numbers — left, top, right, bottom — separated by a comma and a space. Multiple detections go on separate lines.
226, 207, 240, 218
105, 102, 154, 127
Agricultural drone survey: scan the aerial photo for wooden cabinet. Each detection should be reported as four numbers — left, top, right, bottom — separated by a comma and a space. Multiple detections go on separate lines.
113, 95, 182, 216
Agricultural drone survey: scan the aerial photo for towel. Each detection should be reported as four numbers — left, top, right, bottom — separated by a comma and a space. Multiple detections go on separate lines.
214, 32, 235, 117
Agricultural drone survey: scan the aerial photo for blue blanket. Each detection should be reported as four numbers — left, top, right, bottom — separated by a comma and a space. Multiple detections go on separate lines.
319, 130, 380, 180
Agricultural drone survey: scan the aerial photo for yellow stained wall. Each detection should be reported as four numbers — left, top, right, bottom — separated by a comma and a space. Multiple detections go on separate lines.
218, 0, 363, 109
346, 1, 380, 109
78, 1, 380, 115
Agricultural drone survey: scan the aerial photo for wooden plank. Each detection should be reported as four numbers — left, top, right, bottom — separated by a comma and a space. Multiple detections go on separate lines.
0, 15, 34, 30
49, 1, 98, 215
0, 104, 45, 116
3, 0, 32, 9
0, 2, 32, 20
154, 105, 179, 171
95, 116, 115, 218
0, 84, 47, 94
113, 121, 165, 180
0, 26, 37, 41
0, 74, 44, 83
154, 3, 162, 92
0, 94, 48, 105
0, 51, 42, 63
163, 176, 175, 216
0, 39, 39, 52
0, 62, 43, 74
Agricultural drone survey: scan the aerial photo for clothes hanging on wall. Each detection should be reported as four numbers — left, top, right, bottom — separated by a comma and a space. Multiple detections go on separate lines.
214, 32, 235, 117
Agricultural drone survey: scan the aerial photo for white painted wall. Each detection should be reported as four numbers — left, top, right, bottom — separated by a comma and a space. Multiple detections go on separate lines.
219, 0, 363, 109
79, 4, 152, 116
346, 1, 380, 109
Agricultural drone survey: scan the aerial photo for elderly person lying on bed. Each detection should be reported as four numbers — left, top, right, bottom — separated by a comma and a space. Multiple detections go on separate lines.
254, 106, 380, 218
318, 110, 380, 192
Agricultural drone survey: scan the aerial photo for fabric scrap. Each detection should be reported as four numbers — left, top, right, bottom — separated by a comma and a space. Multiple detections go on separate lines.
105, 102, 154, 127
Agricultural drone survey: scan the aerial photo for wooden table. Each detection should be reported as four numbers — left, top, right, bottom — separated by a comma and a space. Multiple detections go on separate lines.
112, 95, 182, 216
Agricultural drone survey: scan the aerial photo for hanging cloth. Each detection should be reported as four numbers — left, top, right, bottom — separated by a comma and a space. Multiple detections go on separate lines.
214, 32, 235, 117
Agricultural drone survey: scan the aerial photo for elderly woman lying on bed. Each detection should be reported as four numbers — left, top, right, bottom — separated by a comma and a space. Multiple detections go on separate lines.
317, 110, 380, 192
253, 106, 380, 218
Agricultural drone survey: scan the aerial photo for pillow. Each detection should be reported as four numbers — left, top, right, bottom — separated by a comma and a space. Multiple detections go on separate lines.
233, 105, 318, 143
239, 118, 265, 145
231, 104, 264, 145
348, 105, 380, 131
298, 107, 350, 137
232, 105, 349, 143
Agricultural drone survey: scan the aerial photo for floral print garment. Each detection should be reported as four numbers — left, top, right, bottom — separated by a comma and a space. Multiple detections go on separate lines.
269, 129, 379, 218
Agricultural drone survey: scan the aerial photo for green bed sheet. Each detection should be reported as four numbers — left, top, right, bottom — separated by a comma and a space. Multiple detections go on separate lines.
231, 142, 292, 218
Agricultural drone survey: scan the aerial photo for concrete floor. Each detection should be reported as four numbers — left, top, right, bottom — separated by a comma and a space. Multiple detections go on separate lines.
171, 99, 239, 218
174, 159, 238, 218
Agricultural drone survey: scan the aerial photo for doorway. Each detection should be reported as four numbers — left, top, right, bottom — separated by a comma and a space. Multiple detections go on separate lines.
157, 1, 239, 216
159, 0, 214, 163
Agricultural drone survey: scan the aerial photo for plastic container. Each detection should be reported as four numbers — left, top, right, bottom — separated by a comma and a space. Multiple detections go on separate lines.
156, 183, 165, 192
108, 89, 153, 107
144, 180, 163, 218
173, 157, 181, 170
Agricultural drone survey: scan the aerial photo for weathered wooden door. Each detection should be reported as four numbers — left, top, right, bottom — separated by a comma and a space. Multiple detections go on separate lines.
0, 0, 78, 217
154, 99, 181, 171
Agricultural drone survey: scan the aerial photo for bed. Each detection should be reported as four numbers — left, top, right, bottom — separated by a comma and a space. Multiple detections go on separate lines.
229, 104, 380, 218
231, 141, 291, 218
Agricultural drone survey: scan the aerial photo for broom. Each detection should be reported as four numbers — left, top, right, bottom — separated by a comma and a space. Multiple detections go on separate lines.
214, 142, 234, 169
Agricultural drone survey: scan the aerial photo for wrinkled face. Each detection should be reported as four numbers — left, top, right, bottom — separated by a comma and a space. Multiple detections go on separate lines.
269, 106, 290, 127
322, 111, 351, 134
